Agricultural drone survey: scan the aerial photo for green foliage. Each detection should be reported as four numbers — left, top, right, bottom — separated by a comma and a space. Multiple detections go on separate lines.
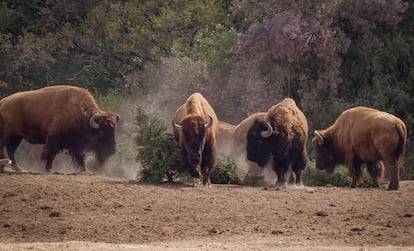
190, 24, 238, 74
211, 157, 240, 184
134, 106, 180, 183
401, 156, 414, 180
303, 162, 373, 188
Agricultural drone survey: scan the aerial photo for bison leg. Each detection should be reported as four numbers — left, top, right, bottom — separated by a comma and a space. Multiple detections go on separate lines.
73, 154, 91, 174
40, 148, 57, 173
41, 137, 60, 173
180, 148, 201, 180
367, 161, 384, 188
347, 158, 363, 188
273, 158, 288, 186
5, 136, 23, 172
384, 159, 400, 190
291, 153, 308, 186
201, 146, 216, 187
0, 141, 5, 173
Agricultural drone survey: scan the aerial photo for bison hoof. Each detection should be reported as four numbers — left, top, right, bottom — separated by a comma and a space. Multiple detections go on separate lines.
275, 181, 287, 187
75, 170, 93, 176
388, 183, 399, 190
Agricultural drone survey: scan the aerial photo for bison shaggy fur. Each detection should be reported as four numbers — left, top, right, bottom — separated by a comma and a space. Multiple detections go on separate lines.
0, 85, 119, 173
172, 93, 218, 187
246, 98, 309, 186
312, 106, 407, 190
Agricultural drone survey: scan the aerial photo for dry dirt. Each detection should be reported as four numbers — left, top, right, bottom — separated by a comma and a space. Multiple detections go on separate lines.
0, 171, 413, 251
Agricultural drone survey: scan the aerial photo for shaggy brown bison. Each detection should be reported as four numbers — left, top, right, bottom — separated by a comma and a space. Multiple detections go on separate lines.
172, 93, 218, 187
217, 113, 278, 185
312, 106, 407, 190
246, 98, 309, 186
0, 85, 120, 173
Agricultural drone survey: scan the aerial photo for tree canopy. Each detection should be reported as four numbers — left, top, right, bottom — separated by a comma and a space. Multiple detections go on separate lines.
1, 0, 413, 143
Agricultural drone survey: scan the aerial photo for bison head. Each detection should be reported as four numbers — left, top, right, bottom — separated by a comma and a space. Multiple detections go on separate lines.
311, 130, 337, 174
88, 112, 120, 167
246, 119, 276, 167
174, 115, 213, 166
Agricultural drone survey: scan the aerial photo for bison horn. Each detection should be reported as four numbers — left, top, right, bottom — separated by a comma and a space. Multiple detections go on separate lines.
204, 115, 213, 128
313, 130, 324, 145
115, 113, 120, 123
90, 113, 100, 129
260, 122, 273, 138
173, 119, 183, 129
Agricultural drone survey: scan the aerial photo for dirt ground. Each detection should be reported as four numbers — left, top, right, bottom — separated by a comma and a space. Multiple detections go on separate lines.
0, 171, 413, 251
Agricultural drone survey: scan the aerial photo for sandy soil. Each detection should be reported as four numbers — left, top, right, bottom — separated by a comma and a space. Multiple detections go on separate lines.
0, 172, 413, 250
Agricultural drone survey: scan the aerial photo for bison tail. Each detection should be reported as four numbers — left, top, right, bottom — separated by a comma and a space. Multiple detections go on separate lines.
395, 123, 407, 166
0, 115, 3, 140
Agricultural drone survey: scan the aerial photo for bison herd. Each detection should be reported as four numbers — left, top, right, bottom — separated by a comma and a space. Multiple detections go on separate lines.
0, 86, 408, 190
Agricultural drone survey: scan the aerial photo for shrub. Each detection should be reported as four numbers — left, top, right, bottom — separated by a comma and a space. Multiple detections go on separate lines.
211, 157, 240, 184
134, 106, 180, 183
401, 154, 414, 180
303, 162, 374, 187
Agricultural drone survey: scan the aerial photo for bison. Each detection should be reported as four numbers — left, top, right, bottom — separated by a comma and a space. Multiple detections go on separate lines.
172, 93, 218, 187
312, 106, 407, 190
0, 85, 120, 173
246, 98, 309, 186
217, 113, 278, 186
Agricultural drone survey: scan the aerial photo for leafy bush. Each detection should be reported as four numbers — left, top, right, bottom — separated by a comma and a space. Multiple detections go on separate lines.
401, 154, 414, 180
303, 162, 374, 188
134, 106, 180, 183
211, 157, 240, 184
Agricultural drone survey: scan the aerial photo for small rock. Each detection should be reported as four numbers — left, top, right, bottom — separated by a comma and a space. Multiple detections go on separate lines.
316, 211, 328, 217
271, 229, 284, 235
49, 211, 62, 217
3, 223, 11, 228
208, 227, 224, 234
350, 227, 364, 232
403, 213, 412, 218
305, 188, 315, 193
2, 192, 17, 198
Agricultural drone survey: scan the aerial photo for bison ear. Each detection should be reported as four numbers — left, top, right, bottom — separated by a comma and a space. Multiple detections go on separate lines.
313, 130, 324, 145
